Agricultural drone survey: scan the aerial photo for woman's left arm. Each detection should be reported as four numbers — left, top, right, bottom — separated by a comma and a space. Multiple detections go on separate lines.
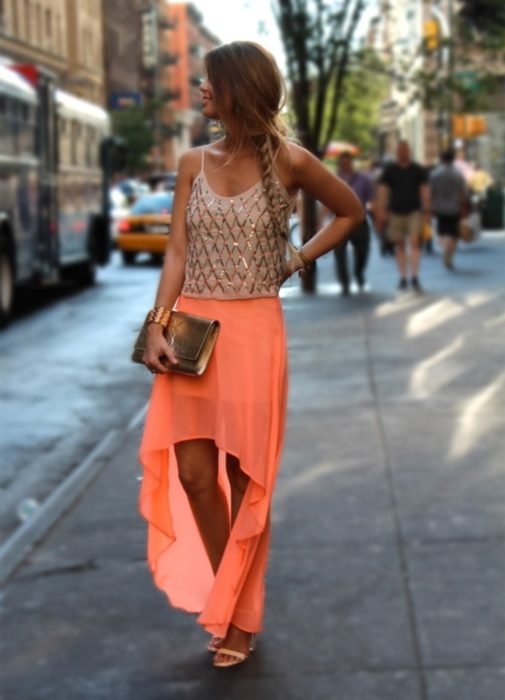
289, 144, 364, 266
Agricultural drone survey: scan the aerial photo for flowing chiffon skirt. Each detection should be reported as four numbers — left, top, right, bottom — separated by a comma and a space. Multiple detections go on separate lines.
137, 294, 288, 637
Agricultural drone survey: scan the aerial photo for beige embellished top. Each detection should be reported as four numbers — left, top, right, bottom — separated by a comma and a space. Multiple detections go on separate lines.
181, 150, 297, 299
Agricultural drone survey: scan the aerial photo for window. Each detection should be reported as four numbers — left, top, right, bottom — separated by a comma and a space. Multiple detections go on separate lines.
11, 0, 18, 35
0, 94, 10, 155
24, 0, 30, 40
71, 121, 80, 165
34, 2, 41, 45
18, 102, 36, 156
45, 8, 52, 44
55, 13, 62, 54
85, 126, 93, 168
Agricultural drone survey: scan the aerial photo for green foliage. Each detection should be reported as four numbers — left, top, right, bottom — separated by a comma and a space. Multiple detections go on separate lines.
459, 0, 505, 44
416, 63, 501, 114
416, 6, 505, 115
323, 51, 388, 153
110, 101, 159, 175
274, 0, 366, 155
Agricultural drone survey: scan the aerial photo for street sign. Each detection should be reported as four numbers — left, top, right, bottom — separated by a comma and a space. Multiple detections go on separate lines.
141, 10, 158, 70
109, 91, 141, 110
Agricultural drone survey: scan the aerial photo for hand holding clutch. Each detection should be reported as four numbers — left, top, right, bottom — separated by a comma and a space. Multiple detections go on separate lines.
142, 323, 178, 374
132, 310, 220, 377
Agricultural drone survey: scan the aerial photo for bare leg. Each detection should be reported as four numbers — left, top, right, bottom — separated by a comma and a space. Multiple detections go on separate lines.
442, 235, 458, 267
395, 238, 408, 278
410, 234, 422, 278
213, 454, 253, 664
174, 438, 229, 575
226, 453, 250, 526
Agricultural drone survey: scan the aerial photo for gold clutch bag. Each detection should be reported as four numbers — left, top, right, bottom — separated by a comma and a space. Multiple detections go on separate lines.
131, 310, 220, 376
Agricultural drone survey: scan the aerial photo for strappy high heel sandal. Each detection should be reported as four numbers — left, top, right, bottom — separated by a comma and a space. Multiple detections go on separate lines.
213, 647, 249, 668
207, 633, 256, 653
207, 636, 223, 652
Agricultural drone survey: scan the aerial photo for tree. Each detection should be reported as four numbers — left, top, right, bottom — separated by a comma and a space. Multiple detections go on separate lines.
321, 50, 388, 154
414, 1, 505, 144
274, 0, 366, 291
110, 101, 159, 176
459, 0, 505, 41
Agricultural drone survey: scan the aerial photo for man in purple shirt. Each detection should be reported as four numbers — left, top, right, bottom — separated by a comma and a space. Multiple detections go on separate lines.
334, 152, 373, 294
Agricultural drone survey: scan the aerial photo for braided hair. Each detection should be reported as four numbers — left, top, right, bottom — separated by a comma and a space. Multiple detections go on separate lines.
204, 41, 292, 239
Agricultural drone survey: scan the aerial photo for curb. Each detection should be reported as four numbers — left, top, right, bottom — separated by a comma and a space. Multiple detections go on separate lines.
0, 402, 147, 585
0, 430, 119, 585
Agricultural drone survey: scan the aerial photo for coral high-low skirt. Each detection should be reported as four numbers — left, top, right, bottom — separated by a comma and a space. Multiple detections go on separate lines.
138, 294, 288, 637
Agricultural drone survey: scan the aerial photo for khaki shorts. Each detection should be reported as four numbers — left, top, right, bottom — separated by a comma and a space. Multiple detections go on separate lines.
387, 211, 423, 243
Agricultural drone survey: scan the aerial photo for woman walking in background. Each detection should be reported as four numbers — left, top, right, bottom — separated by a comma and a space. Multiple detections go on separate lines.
138, 41, 363, 669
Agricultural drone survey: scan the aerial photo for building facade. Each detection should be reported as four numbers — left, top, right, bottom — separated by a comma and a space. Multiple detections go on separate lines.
372, 0, 429, 162
0, 0, 105, 104
371, 0, 505, 178
103, 0, 144, 109
158, 2, 220, 170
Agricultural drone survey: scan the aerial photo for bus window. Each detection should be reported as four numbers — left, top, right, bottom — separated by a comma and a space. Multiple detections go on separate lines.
4, 97, 16, 155
0, 95, 8, 155
18, 102, 35, 157
71, 120, 78, 166
58, 117, 68, 166
85, 125, 93, 168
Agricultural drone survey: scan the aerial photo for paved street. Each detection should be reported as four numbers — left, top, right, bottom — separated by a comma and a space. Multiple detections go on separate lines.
0, 234, 504, 700
0, 254, 157, 541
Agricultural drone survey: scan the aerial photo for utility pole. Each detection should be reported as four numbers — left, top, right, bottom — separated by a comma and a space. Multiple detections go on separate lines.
447, 0, 456, 147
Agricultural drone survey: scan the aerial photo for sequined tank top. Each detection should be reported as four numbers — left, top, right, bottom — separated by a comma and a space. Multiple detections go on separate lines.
181, 151, 297, 299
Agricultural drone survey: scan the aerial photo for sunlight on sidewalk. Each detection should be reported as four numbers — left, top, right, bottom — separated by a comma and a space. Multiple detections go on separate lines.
449, 370, 505, 460
409, 335, 465, 400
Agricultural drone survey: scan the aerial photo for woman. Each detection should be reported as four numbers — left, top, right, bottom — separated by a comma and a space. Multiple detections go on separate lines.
138, 41, 363, 669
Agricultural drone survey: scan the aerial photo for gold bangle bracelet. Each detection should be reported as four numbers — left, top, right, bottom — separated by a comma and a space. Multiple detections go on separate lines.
147, 306, 171, 329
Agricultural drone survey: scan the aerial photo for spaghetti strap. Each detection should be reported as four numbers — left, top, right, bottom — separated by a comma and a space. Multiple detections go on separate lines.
200, 148, 205, 173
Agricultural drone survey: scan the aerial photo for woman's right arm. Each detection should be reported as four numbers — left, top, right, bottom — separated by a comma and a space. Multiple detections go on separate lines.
143, 150, 197, 374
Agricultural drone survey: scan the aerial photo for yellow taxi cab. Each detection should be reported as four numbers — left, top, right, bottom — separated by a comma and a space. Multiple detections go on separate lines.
117, 191, 173, 265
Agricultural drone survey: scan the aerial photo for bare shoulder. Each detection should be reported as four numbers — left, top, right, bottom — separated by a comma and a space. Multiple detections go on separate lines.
286, 142, 316, 170
282, 142, 335, 191
177, 147, 204, 182
274, 141, 312, 193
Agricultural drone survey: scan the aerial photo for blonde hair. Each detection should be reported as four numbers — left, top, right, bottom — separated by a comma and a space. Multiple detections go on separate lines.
204, 41, 291, 236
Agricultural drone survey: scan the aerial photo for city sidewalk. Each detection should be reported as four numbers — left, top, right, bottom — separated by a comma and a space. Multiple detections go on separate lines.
1, 235, 504, 700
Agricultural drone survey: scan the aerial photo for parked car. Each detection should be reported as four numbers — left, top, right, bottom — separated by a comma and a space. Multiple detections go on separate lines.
117, 191, 173, 265
109, 187, 131, 244
148, 171, 178, 192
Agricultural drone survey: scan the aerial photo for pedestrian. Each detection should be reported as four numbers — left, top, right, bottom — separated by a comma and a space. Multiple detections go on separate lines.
429, 148, 467, 270
454, 146, 474, 185
369, 158, 395, 257
333, 151, 373, 294
376, 140, 430, 292
137, 41, 363, 670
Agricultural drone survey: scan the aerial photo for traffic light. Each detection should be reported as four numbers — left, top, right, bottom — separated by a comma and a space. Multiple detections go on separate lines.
468, 115, 486, 136
423, 19, 440, 52
452, 114, 466, 138
452, 114, 487, 138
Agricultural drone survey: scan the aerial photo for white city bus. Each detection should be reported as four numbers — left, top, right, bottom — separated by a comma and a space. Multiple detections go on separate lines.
0, 63, 111, 327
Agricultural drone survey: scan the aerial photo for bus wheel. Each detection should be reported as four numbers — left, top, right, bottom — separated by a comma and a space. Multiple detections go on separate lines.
122, 251, 136, 266
76, 261, 96, 287
0, 238, 14, 328
64, 261, 96, 287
